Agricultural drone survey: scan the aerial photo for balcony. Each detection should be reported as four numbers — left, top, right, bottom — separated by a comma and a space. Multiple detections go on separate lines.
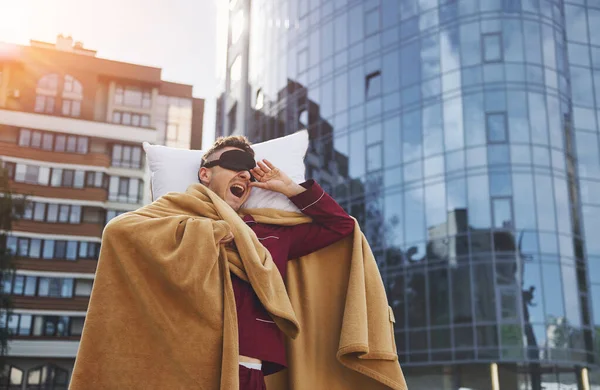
12, 296, 90, 311
13, 220, 103, 238
0, 108, 156, 144
9, 180, 107, 202
14, 258, 98, 274
7, 339, 80, 358
0, 141, 111, 167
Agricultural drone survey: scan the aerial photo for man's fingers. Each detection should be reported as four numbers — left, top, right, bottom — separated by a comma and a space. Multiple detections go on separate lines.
251, 168, 264, 177
257, 160, 271, 172
263, 159, 276, 170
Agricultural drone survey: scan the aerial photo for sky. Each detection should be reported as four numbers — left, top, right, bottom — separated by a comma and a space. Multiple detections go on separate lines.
0, 0, 227, 147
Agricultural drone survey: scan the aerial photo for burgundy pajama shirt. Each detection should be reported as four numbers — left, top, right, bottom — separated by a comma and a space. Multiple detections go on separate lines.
232, 180, 355, 386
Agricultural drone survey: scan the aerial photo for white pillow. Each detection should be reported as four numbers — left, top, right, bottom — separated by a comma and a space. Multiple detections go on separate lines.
143, 130, 309, 212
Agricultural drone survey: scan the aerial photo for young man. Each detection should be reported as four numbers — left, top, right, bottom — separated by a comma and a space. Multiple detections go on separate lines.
198, 136, 355, 390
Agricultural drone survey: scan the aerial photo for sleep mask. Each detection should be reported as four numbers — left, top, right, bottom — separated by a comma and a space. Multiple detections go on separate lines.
202, 150, 257, 181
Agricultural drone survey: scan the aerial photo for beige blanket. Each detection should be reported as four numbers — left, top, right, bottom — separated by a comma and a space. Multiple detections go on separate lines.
70, 184, 406, 389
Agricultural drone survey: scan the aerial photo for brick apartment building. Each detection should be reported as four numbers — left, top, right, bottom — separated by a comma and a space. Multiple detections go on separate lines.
0, 35, 204, 388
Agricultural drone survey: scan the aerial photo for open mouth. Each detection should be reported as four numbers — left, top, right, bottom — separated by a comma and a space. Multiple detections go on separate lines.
230, 183, 246, 199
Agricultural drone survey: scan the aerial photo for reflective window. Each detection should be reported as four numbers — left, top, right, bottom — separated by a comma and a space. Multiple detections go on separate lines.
523, 21, 542, 65
492, 198, 513, 229
365, 71, 381, 100
366, 143, 382, 172
487, 113, 507, 143
512, 174, 537, 230
464, 93, 486, 146
365, 7, 380, 36
482, 33, 502, 62
542, 264, 565, 319
490, 172, 512, 197
468, 175, 491, 228
405, 187, 425, 244
534, 175, 557, 233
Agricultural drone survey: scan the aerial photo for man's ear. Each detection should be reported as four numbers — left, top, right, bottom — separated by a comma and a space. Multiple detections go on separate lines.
198, 167, 211, 185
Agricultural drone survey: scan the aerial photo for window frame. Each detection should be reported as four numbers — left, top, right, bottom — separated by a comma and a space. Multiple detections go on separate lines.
482, 32, 504, 63
365, 70, 382, 100
365, 7, 381, 37
486, 112, 509, 144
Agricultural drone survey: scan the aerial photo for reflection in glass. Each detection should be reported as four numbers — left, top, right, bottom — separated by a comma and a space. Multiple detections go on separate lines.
483, 33, 502, 62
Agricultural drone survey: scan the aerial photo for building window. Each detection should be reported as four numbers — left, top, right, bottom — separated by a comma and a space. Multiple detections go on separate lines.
12, 163, 95, 189
298, 0, 308, 17
13, 164, 49, 186
124, 87, 142, 107
42, 133, 53, 150
19, 129, 88, 154
30, 131, 42, 148
34, 96, 55, 114
70, 317, 85, 335
37, 74, 59, 91
62, 99, 81, 117
365, 8, 380, 36
26, 365, 69, 388
167, 123, 179, 141
114, 86, 123, 105
3, 162, 15, 179
60, 75, 83, 117
62, 170, 74, 187
22, 202, 83, 225
0, 314, 86, 338
483, 33, 503, 63
486, 113, 508, 143
111, 144, 143, 168
1, 272, 83, 296
367, 143, 383, 172
54, 135, 66, 152
18, 129, 30, 146
38, 278, 73, 298
35, 74, 60, 114
63, 74, 82, 95
114, 84, 152, 109
499, 287, 519, 321
112, 111, 150, 127
297, 49, 308, 74
106, 210, 125, 225
66, 135, 77, 153
366, 71, 382, 100
85, 171, 106, 188
0, 365, 24, 389
77, 137, 88, 154
492, 197, 513, 229
33, 203, 45, 221
108, 176, 142, 203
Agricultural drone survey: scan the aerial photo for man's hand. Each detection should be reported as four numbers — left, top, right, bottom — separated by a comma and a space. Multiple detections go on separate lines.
250, 160, 306, 197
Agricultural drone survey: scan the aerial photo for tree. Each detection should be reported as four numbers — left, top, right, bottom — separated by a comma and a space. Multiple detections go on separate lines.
0, 167, 26, 363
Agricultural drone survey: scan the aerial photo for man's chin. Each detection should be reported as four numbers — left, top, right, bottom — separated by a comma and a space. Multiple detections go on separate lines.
225, 196, 242, 211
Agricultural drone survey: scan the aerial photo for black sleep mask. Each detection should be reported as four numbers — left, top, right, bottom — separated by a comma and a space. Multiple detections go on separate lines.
202, 150, 257, 181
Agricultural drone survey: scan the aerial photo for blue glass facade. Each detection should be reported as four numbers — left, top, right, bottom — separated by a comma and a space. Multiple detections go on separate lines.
219, 0, 600, 388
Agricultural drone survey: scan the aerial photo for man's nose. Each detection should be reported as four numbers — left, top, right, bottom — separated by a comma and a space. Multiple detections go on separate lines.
238, 170, 251, 180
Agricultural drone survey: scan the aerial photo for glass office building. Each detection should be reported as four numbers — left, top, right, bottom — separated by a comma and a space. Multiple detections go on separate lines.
218, 0, 600, 388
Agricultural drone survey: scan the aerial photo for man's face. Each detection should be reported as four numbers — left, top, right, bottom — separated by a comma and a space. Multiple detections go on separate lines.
198, 147, 254, 211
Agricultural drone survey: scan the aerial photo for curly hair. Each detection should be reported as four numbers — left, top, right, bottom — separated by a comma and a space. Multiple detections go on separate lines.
201, 135, 255, 166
